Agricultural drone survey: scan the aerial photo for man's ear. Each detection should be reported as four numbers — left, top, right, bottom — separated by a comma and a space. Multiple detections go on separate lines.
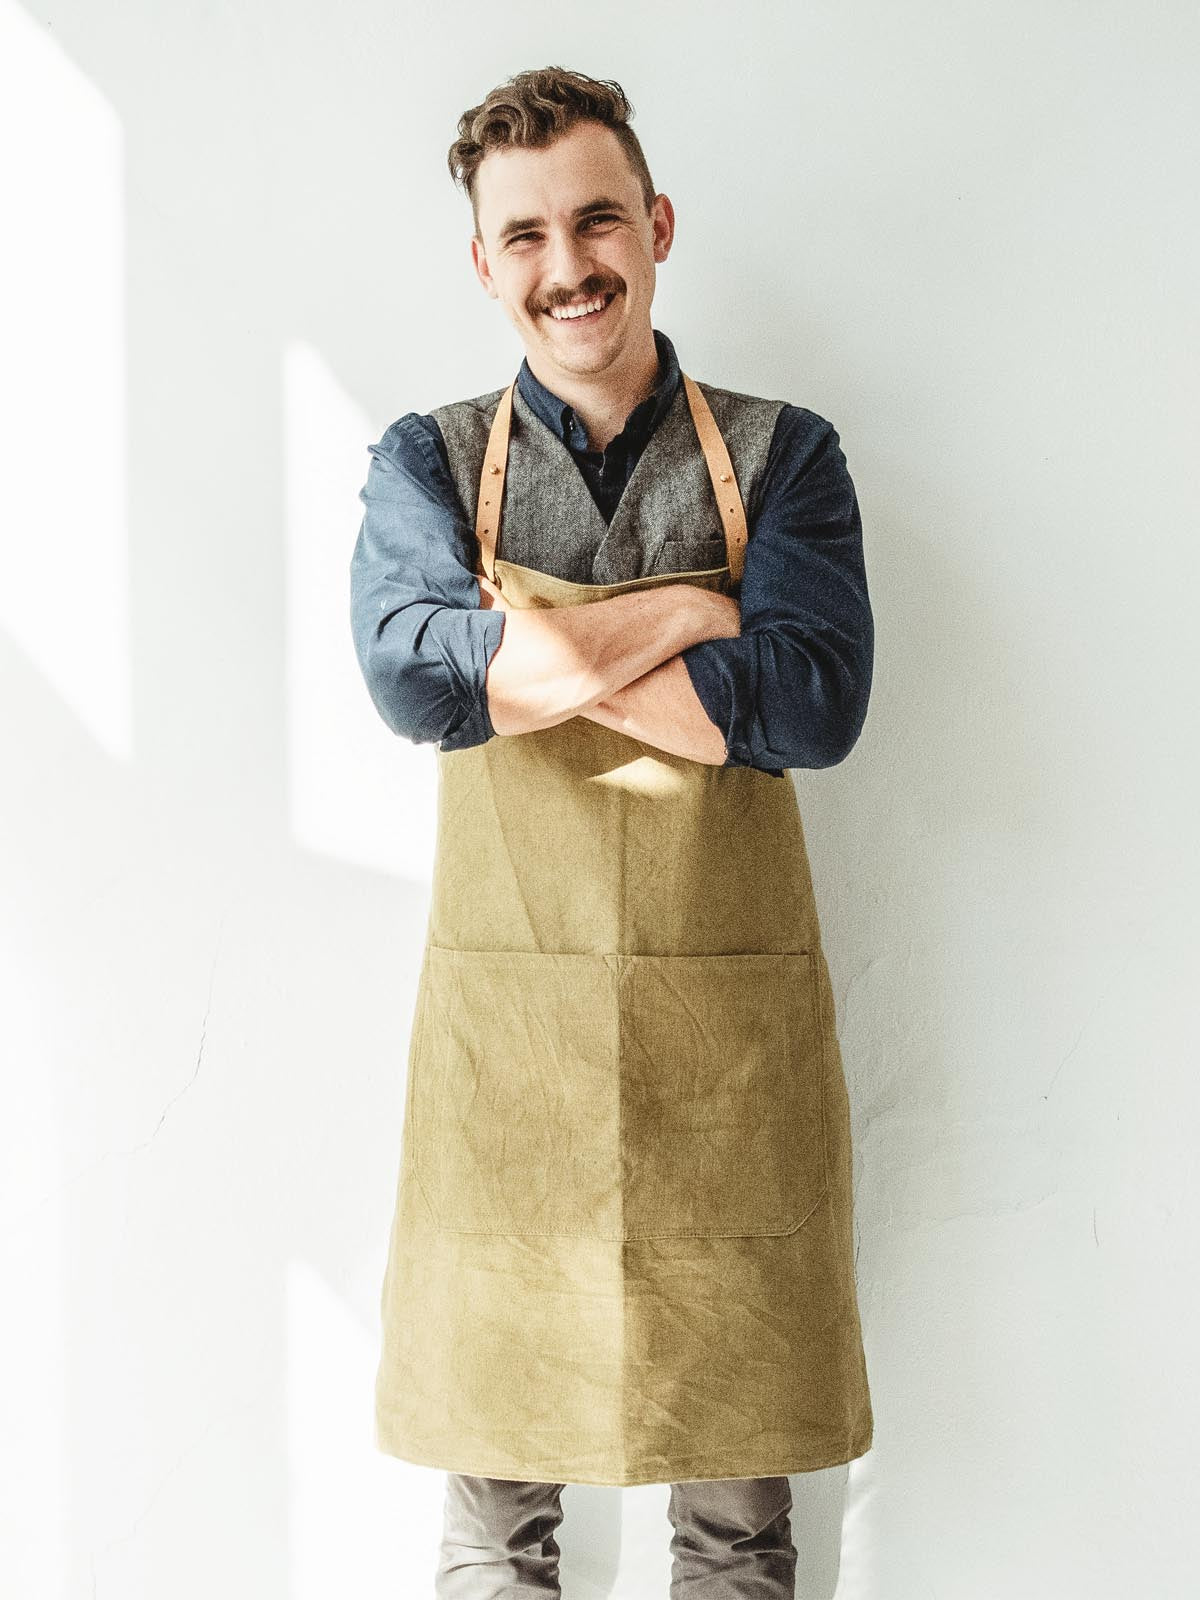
470, 237, 498, 299
652, 194, 676, 265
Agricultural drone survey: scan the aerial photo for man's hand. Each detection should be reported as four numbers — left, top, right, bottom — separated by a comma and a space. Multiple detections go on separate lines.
690, 585, 741, 641
477, 572, 510, 611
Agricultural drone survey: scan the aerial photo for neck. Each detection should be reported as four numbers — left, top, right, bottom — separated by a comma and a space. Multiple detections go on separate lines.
526, 327, 661, 452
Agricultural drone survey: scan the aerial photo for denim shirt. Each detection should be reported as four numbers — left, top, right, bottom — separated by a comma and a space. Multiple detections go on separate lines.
349, 329, 873, 773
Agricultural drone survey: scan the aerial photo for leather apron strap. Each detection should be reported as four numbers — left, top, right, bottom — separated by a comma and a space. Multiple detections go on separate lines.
474, 372, 749, 586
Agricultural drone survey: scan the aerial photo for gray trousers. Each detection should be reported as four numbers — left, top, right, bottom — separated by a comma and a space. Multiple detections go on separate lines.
435, 1472, 797, 1598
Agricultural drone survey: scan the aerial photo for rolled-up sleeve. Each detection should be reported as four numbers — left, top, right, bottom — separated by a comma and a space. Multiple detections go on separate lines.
349, 412, 505, 751
680, 406, 874, 774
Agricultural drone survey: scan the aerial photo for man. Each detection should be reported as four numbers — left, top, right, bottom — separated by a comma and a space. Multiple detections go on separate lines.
350, 65, 874, 1600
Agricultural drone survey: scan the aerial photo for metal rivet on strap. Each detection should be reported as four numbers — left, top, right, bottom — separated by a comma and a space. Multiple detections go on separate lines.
720, 472, 731, 482
489, 464, 500, 474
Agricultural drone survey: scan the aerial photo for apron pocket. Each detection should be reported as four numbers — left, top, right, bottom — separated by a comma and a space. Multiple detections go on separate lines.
409, 946, 827, 1240
619, 952, 828, 1238
410, 946, 625, 1237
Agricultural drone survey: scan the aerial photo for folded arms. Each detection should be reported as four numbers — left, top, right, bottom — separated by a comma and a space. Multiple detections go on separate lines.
349, 405, 873, 772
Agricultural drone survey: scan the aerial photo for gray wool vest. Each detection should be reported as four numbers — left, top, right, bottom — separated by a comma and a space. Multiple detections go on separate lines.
430, 376, 786, 585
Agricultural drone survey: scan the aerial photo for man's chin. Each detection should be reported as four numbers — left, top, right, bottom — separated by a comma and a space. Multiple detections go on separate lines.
536, 343, 619, 378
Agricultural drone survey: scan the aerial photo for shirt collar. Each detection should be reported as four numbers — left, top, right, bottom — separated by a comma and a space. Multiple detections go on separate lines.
516, 328, 681, 454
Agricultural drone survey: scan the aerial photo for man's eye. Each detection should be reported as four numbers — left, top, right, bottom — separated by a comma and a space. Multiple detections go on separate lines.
509, 215, 618, 247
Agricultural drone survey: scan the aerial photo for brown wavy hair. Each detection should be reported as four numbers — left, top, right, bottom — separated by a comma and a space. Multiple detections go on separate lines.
448, 66, 657, 241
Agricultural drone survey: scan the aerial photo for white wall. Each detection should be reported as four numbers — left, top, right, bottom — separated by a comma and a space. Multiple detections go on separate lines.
1, 2, 1197, 1596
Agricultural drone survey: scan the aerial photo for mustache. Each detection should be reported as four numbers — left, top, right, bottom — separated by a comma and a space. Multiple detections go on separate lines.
539, 281, 621, 312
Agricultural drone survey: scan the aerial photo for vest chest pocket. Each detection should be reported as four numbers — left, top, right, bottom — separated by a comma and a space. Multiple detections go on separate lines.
650, 536, 731, 576
408, 946, 828, 1240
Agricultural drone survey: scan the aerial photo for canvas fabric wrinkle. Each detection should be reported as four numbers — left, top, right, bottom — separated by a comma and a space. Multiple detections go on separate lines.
373, 364, 874, 1486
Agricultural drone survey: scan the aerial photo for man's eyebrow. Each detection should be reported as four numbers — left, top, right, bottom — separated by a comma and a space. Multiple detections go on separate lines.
496, 197, 631, 245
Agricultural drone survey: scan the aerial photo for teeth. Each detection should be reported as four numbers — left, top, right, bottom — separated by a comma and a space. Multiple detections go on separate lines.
549, 294, 610, 320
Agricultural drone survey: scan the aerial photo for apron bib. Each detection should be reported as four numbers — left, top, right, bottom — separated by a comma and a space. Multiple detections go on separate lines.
374, 372, 874, 1486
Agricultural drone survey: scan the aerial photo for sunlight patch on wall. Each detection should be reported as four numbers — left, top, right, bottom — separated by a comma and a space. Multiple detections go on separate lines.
0, 1, 130, 759
283, 340, 436, 881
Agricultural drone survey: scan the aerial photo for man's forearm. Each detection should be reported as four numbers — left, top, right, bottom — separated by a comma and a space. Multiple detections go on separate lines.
577, 654, 728, 763
483, 582, 737, 736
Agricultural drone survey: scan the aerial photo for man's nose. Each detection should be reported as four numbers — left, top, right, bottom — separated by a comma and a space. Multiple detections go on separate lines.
545, 229, 596, 293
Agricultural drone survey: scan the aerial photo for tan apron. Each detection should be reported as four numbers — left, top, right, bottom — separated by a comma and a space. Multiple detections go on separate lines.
374, 372, 874, 1486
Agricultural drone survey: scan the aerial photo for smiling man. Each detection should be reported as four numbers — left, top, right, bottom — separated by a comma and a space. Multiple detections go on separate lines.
350, 64, 875, 1600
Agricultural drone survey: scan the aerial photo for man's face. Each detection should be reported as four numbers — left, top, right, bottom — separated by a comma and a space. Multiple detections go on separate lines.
470, 120, 674, 382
